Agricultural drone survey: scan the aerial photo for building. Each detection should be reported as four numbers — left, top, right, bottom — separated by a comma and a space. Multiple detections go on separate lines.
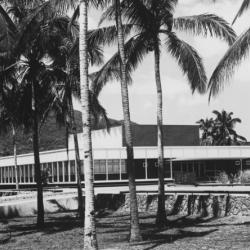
0, 124, 250, 187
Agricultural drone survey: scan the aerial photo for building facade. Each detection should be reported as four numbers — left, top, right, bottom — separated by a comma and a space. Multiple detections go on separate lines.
0, 124, 250, 187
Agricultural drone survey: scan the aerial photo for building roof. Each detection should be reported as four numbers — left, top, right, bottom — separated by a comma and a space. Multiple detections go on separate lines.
0, 108, 199, 156
122, 124, 200, 147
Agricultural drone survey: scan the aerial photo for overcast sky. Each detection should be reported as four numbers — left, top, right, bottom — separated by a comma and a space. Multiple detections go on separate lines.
79, 0, 250, 140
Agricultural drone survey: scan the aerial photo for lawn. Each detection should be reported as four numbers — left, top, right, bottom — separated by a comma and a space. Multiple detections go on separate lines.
1, 210, 250, 250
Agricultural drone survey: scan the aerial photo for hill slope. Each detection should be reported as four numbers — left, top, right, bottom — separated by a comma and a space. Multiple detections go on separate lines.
0, 111, 120, 157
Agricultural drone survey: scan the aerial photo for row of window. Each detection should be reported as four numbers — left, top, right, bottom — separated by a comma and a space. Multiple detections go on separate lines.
0, 159, 127, 184
0, 159, 174, 184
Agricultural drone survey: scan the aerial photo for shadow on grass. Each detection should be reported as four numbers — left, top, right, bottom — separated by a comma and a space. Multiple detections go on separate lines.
139, 228, 218, 250
7, 214, 83, 238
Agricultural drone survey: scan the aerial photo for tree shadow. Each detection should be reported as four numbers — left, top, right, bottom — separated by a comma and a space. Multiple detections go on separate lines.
7, 214, 82, 238
137, 228, 218, 250
169, 195, 185, 215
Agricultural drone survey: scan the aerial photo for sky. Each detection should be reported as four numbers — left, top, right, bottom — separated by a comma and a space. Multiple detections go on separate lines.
76, 0, 250, 140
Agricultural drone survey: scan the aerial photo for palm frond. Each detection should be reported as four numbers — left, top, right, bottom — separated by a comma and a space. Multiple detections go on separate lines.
89, 91, 110, 131
68, 5, 79, 38
0, 5, 17, 55
98, 2, 116, 25
166, 32, 207, 94
173, 14, 236, 45
50, 0, 77, 15
91, 34, 148, 96
236, 134, 247, 142
208, 27, 250, 100
232, 0, 250, 24
88, 24, 132, 46
122, 0, 154, 29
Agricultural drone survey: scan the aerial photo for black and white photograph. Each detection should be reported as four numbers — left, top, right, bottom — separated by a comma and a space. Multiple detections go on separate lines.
0, 0, 250, 249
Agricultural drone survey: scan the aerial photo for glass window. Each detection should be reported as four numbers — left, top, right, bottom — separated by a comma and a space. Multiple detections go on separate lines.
53, 162, 57, 182
164, 161, 171, 178
64, 161, 69, 182
59, 162, 63, 182
80, 160, 84, 181
108, 159, 119, 180
70, 160, 76, 182
94, 160, 106, 181
147, 159, 158, 179
25, 165, 29, 183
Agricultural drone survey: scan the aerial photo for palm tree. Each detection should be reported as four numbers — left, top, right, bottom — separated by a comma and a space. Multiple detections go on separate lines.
79, 0, 98, 248
0, 0, 70, 227
0, 58, 22, 190
209, 0, 250, 98
212, 110, 247, 145
40, 11, 108, 221
196, 118, 215, 145
114, 0, 142, 241
95, 0, 236, 227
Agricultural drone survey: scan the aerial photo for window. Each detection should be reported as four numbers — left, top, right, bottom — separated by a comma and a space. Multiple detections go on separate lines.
70, 160, 76, 182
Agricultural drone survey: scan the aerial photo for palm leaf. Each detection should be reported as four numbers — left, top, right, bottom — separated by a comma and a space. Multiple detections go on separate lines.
166, 32, 207, 94
88, 24, 133, 47
173, 14, 236, 46
232, 0, 250, 24
91, 34, 148, 97
0, 5, 17, 54
208, 27, 250, 100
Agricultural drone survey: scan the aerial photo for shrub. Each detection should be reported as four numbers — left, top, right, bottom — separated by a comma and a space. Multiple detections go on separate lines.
215, 171, 229, 184
241, 170, 250, 184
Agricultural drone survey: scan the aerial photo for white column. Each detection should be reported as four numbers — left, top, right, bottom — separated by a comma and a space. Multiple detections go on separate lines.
32, 165, 35, 183
68, 161, 71, 182
27, 165, 30, 183
57, 162, 59, 182
7, 166, 10, 183
20, 165, 22, 183
63, 161, 65, 183
240, 159, 243, 183
170, 159, 173, 179
119, 149, 122, 181
105, 150, 108, 181
0, 167, 2, 183
51, 163, 54, 183
74, 159, 77, 183
24, 165, 27, 183
145, 149, 148, 180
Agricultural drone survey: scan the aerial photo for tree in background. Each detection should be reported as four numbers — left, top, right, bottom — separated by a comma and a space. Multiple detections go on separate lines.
196, 118, 215, 145
197, 110, 247, 146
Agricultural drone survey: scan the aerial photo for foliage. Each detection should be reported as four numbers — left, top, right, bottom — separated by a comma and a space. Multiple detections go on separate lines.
197, 110, 247, 146
209, 0, 250, 99
92, 0, 236, 95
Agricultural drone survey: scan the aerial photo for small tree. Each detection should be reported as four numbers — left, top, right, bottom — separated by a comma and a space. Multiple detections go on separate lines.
197, 110, 247, 146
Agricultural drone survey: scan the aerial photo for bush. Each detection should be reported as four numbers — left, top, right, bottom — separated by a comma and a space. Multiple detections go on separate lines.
215, 171, 229, 184
241, 170, 250, 184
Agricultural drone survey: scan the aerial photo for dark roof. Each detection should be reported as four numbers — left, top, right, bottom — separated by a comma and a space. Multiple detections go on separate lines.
0, 109, 199, 157
122, 124, 200, 147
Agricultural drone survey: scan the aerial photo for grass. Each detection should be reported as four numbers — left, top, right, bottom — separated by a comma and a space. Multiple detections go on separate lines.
1, 210, 250, 250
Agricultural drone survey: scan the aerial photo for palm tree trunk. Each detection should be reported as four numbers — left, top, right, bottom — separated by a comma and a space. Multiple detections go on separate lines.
154, 44, 167, 228
115, 0, 141, 242
32, 81, 44, 228
12, 124, 19, 190
69, 94, 84, 220
79, 1, 98, 249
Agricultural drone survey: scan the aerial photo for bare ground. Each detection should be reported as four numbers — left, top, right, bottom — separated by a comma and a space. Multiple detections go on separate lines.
0, 211, 250, 250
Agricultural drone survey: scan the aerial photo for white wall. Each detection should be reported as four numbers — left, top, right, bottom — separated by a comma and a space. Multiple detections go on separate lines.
68, 126, 123, 149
